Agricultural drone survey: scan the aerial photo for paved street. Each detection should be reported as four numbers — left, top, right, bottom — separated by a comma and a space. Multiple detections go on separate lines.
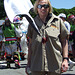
0, 59, 27, 75
0, 59, 75, 75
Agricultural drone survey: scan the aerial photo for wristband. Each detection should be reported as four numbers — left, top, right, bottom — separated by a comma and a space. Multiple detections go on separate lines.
63, 57, 69, 61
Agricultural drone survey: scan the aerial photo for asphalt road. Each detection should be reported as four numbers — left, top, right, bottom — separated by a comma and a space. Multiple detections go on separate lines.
0, 59, 27, 75
0, 59, 75, 75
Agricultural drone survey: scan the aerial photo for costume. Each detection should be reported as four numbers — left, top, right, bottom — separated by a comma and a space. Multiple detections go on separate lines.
19, 17, 29, 55
2, 24, 17, 54
27, 13, 69, 74
70, 24, 75, 32
69, 24, 75, 58
0, 27, 4, 42
0, 26, 5, 59
2, 22, 21, 68
72, 30, 75, 57
13, 16, 28, 59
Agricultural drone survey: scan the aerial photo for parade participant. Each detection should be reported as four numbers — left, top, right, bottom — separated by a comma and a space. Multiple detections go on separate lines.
13, 16, 28, 60
71, 17, 75, 59
58, 13, 75, 70
2, 17, 21, 68
26, 0, 69, 75
67, 14, 72, 24
0, 22, 5, 60
67, 14, 75, 32
67, 15, 75, 55
58, 13, 70, 32
0, 25, 3, 50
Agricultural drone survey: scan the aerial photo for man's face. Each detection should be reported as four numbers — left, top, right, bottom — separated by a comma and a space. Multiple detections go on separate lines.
37, 0, 49, 18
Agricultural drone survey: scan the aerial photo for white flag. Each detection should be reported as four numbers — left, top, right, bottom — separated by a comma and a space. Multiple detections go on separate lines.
4, 0, 33, 22
4, 0, 41, 35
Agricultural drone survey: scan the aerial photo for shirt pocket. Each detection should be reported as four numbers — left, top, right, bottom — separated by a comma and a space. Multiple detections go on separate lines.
45, 25, 60, 39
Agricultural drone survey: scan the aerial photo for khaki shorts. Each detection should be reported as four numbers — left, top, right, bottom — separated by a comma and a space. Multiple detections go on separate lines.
32, 71, 61, 75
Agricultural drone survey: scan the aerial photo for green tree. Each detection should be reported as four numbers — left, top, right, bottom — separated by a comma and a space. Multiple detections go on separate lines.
0, 0, 6, 19
31, 0, 35, 5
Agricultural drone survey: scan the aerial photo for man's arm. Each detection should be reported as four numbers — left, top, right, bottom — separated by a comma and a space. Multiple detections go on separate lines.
61, 38, 69, 72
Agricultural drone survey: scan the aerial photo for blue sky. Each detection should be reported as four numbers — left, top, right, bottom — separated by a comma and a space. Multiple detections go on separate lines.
50, 0, 75, 9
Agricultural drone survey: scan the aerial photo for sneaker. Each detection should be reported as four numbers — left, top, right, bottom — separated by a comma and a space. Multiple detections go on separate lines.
69, 63, 74, 70
7, 62, 10, 68
15, 64, 20, 68
15, 60, 20, 68
69, 59, 75, 70
69, 58, 75, 64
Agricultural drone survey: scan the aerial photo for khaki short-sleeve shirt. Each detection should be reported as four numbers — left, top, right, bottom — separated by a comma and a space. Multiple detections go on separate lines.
27, 13, 69, 74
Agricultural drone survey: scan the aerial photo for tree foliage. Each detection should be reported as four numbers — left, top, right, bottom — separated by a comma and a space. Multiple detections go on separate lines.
0, 0, 6, 19
0, 0, 75, 19
31, 0, 35, 5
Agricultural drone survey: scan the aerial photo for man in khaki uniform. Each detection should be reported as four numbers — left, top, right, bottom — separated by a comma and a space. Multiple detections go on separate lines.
26, 0, 69, 75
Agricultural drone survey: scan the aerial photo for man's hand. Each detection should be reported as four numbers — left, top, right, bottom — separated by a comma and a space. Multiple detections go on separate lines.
61, 59, 68, 72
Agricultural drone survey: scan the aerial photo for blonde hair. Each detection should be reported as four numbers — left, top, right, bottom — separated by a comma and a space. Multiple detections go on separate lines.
34, 0, 52, 14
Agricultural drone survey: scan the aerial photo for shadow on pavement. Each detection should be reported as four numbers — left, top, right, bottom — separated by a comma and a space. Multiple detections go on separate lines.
0, 62, 27, 69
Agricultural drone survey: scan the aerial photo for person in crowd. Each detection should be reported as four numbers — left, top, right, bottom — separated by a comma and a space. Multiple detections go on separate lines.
26, 0, 69, 75
18, 17, 29, 59
58, 13, 70, 32
67, 14, 72, 24
0, 25, 3, 51
67, 15, 75, 55
67, 15, 75, 70
2, 17, 21, 68
13, 16, 29, 60
67, 14, 75, 32
0, 23, 5, 60
58, 13, 75, 70
71, 17, 75, 60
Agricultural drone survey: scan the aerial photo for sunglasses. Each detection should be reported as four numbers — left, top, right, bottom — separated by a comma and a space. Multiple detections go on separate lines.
37, 4, 49, 9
